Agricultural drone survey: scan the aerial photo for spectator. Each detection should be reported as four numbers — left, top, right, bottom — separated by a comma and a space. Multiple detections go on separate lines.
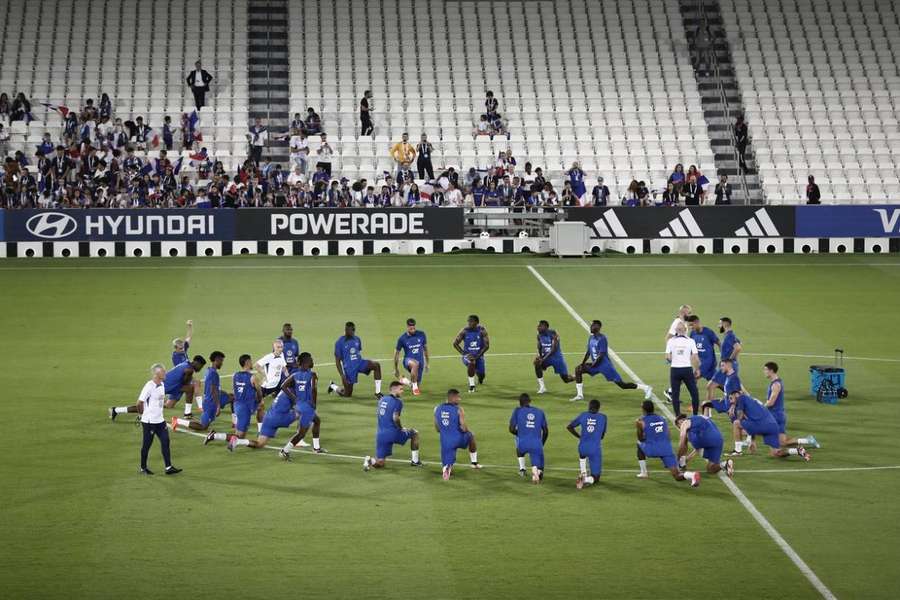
360, 90, 374, 136
248, 118, 268, 165
290, 130, 310, 173
304, 107, 322, 135
714, 175, 732, 205
734, 114, 748, 172
389, 132, 416, 179
485, 180, 500, 206
566, 161, 587, 204
637, 181, 651, 206
485, 91, 499, 115
488, 111, 509, 140
561, 182, 579, 207
316, 133, 334, 177
290, 112, 304, 131
499, 175, 515, 205
10, 92, 33, 122
668, 163, 685, 194
0, 124, 9, 158
80, 98, 98, 122
406, 183, 421, 206
591, 176, 610, 206
416, 133, 434, 180
684, 177, 701, 206
287, 164, 305, 187
162, 116, 175, 151
99, 93, 112, 120
661, 182, 680, 206
464, 167, 478, 189
806, 175, 821, 204
624, 180, 641, 207
496, 149, 516, 175
132, 116, 151, 150
473, 114, 491, 138
692, 22, 715, 76
0, 93, 9, 121
445, 181, 463, 206
186, 60, 213, 110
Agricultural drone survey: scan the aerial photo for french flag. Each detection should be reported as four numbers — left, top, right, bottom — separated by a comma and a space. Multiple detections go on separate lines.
173, 156, 185, 175
41, 102, 70, 117
188, 110, 203, 142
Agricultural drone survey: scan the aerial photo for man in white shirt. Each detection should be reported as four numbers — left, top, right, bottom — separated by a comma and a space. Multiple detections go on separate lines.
138, 364, 182, 475
316, 133, 334, 177
256, 340, 288, 399
186, 61, 213, 110
665, 322, 700, 417
248, 118, 268, 165
664, 304, 692, 402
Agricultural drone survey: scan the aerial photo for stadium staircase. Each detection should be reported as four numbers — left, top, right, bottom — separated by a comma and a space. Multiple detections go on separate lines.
680, 0, 763, 204
248, 0, 290, 165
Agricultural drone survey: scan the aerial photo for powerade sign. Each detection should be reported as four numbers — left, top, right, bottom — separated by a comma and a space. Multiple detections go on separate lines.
796, 206, 900, 237
4, 209, 234, 241
237, 208, 465, 240
565, 206, 795, 239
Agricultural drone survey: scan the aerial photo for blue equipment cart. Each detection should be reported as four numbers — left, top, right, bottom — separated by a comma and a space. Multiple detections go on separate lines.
809, 348, 847, 404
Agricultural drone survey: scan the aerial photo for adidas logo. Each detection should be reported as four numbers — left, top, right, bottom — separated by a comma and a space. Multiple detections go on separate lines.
735, 208, 780, 237
659, 209, 704, 237
591, 209, 628, 238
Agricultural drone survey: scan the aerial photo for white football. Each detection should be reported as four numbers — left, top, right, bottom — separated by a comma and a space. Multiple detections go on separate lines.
518, 231, 528, 238
479, 231, 490, 238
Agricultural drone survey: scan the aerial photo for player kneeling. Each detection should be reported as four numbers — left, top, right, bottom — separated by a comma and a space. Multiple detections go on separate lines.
675, 413, 736, 487
204, 354, 262, 446
566, 399, 607, 489
509, 393, 548, 483
729, 391, 810, 461
635, 400, 688, 483
434, 388, 481, 480
364, 381, 421, 470
171, 351, 233, 434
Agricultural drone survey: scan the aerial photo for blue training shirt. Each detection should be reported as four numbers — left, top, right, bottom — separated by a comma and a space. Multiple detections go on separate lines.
736, 394, 776, 424
690, 327, 719, 370
204, 366, 220, 402
587, 333, 610, 364
335, 335, 364, 368
569, 411, 607, 451
164, 361, 192, 390
767, 378, 785, 416
396, 331, 427, 360
538, 329, 563, 360
172, 340, 189, 366
642, 414, 673, 454
688, 415, 722, 448
290, 368, 314, 404
279, 336, 300, 365
510, 405, 546, 447
462, 326, 486, 355
233, 371, 256, 406
377, 394, 403, 434
721, 330, 741, 362
435, 403, 463, 440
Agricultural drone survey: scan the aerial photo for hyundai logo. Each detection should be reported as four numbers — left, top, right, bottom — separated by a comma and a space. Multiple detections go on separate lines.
25, 212, 78, 239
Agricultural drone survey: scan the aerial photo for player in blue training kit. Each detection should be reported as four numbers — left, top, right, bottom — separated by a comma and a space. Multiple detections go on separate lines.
675, 413, 735, 486
509, 393, 549, 483
686, 315, 719, 385
364, 381, 421, 469
434, 388, 482, 479
172, 351, 234, 433
635, 400, 688, 483
763, 361, 819, 449
394, 318, 429, 396
534, 320, 574, 394
708, 317, 742, 400
454, 315, 490, 392
171, 320, 193, 366
572, 320, 651, 402
278, 322, 301, 367
329, 322, 383, 398
566, 399, 607, 489
204, 353, 262, 445
278, 352, 327, 458
704, 358, 743, 416
729, 390, 811, 461
109, 351, 204, 421
228, 364, 301, 452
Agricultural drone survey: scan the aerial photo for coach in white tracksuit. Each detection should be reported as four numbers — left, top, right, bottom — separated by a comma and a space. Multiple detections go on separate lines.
666, 323, 700, 417
139, 364, 181, 475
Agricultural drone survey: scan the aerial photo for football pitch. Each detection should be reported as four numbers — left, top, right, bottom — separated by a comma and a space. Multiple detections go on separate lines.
2, 253, 899, 599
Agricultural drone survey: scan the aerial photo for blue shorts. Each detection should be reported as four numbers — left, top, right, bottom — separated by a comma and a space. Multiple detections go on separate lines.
699, 442, 723, 465
260, 409, 298, 438
772, 411, 786, 434
233, 402, 256, 433
165, 382, 186, 402
699, 362, 717, 381
517, 444, 544, 469
440, 431, 473, 466
638, 442, 677, 469
199, 392, 226, 427
403, 356, 424, 382
741, 418, 781, 449
342, 360, 372, 384
297, 400, 317, 429
585, 361, 621, 382
541, 355, 569, 377
579, 446, 602, 477
376, 428, 411, 459
462, 354, 486, 374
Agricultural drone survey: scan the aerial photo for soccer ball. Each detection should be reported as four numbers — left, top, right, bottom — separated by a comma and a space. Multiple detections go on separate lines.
518, 231, 528, 238
479, 231, 490, 238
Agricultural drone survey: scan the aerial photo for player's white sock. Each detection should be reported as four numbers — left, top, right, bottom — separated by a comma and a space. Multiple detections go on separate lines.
734, 441, 743, 453
678, 456, 687, 468
175, 418, 190, 427
256, 422, 263, 432
114, 406, 130, 414
575, 382, 584, 396
374, 379, 382, 394
787, 448, 799, 456
583, 475, 595, 485
234, 438, 251, 447
683, 470, 696, 481
411, 450, 420, 462
517, 456, 526, 470
638, 459, 648, 475
313, 437, 320, 451
578, 457, 587, 475
468, 376, 476, 387
329, 382, 339, 392
195, 395, 203, 410
213, 432, 227, 441
412, 381, 419, 392
797, 437, 811, 444
231, 414, 237, 426
537, 377, 545, 389
184, 402, 193, 416
470, 451, 478, 463
282, 441, 293, 452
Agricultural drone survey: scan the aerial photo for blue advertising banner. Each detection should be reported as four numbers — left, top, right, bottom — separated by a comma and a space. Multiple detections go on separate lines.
3, 209, 236, 242
795, 205, 900, 237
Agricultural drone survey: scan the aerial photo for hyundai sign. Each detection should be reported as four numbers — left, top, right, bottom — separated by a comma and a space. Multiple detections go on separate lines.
5, 209, 235, 241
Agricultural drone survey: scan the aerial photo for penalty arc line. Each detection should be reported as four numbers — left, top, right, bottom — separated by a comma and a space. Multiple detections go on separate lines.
525, 264, 838, 600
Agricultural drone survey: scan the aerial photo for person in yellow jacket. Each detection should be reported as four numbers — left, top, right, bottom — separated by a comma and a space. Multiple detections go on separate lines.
390, 133, 417, 176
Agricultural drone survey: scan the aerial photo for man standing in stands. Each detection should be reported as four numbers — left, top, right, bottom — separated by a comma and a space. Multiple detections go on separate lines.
485, 91, 499, 115
417, 134, 434, 180
390, 133, 416, 180
360, 90, 374, 136
734, 115, 748, 172
806, 176, 821, 204
248, 118, 268, 165
186, 60, 213, 111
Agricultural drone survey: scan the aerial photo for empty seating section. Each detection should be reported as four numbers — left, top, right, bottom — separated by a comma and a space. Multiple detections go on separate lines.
0, 0, 249, 169
722, 0, 900, 204
288, 0, 715, 198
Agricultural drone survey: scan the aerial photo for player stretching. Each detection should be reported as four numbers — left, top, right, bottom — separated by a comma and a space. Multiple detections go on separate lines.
364, 381, 422, 470
571, 320, 651, 402
708, 317, 742, 402
566, 399, 607, 489
763, 362, 819, 449
329, 322, 383, 398
205, 354, 262, 445
278, 322, 300, 367
509, 393, 548, 483
172, 320, 194, 365
635, 400, 687, 483
172, 351, 234, 433
109, 354, 205, 421
664, 304, 692, 402
729, 391, 811, 460
227, 369, 300, 452
256, 339, 288, 400
534, 320, 574, 394
394, 318, 428, 396
453, 315, 490, 393
675, 413, 735, 487
686, 315, 720, 389
434, 388, 482, 480
279, 352, 326, 459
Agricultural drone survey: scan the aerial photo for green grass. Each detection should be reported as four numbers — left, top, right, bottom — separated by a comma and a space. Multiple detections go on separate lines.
2, 253, 899, 599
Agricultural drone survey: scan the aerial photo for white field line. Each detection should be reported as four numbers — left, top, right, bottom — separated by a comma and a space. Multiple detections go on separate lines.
525, 264, 838, 600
